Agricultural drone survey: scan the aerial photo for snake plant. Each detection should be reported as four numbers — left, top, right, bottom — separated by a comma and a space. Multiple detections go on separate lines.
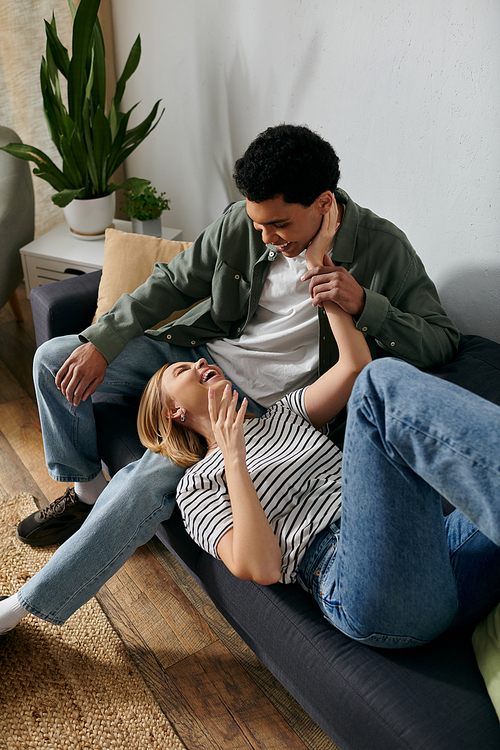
0, 0, 163, 207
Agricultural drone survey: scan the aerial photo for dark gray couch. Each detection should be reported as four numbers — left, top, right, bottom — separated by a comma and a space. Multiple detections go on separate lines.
31, 269, 500, 750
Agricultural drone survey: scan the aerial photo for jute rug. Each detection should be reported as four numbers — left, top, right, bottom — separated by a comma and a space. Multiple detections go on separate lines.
0, 493, 187, 750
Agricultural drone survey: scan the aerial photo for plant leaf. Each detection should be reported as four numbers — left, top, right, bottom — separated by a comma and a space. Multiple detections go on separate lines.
59, 134, 84, 187
90, 19, 106, 112
108, 102, 164, 177
40, 58, 59, 150
51, 187, 85, 207
44, 19, 70, 79
40, 58, 69, 155
107, 177, 150, 194
122, 101, 164, 149
67, 123, 88, 183
45, 45, 64, 106
83, 46, 96, 110
68, 0, 100, 126
106, 105, 135, 173
82, 97, 99, 193
0, 142, 69, 190
113, 35, 141, 109
67, 0, 77, 21
108, 99, 120, 141
92, 105, 112, 188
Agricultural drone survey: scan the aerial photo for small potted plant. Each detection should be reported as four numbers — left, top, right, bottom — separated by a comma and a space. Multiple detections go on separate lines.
121, 185, 170, 237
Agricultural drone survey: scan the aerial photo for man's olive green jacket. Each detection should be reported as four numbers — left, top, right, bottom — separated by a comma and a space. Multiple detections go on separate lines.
81, 190, 459, 375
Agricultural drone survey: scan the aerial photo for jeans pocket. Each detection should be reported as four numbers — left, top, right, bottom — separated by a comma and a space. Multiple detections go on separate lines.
297, 523, 341, 597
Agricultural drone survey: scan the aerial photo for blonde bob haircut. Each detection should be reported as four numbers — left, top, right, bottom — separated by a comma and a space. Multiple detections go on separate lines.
138, 363, 207, 468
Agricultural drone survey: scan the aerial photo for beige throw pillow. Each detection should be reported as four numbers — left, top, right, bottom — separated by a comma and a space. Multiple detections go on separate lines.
93, 228, 193, 327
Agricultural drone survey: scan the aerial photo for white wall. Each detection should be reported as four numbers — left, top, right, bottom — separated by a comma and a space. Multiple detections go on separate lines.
112, 0, 500, 341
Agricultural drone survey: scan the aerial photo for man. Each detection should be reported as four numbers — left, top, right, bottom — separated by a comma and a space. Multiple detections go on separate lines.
18, 123, 459, 549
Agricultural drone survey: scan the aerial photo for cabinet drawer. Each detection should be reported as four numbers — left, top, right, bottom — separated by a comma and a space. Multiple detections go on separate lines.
23, 254, 101, 294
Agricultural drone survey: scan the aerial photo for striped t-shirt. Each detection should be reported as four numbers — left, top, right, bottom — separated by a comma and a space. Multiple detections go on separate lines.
176, 388, 343, 584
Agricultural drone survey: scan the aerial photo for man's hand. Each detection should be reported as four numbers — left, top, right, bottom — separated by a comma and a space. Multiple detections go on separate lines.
55, 342, 107, 406
302, 255, 366, 316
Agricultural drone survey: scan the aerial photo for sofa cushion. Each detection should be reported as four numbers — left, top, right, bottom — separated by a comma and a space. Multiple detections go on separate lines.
92, 228, 193, 324
426, 333, 500, 405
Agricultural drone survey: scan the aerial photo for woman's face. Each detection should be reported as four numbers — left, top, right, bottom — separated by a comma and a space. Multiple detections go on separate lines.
160, 358, 230, 418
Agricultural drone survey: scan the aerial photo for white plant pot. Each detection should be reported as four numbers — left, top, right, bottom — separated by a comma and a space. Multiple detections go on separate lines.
131, 217, 162, 237
63, 193, 116, 240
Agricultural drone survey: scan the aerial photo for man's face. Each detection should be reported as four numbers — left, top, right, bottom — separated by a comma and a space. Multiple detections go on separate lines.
246, 195, 329, 258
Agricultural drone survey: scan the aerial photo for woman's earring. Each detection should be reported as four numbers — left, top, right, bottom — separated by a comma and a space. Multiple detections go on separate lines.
180, 413, 186, 423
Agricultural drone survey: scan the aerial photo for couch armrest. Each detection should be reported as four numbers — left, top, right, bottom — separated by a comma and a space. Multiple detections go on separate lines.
30, 270, 101, 347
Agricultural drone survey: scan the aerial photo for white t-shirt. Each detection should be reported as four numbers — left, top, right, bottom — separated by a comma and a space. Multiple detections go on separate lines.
176, 389, 343, 584
207, 251, 319, 407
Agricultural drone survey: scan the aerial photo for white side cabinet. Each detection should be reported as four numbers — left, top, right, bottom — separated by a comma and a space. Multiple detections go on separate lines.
20, 219, 183, 295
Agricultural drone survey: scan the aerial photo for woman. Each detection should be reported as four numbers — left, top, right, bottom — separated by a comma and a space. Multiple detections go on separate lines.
137, 288, 370, 590
136, 299, 500, 646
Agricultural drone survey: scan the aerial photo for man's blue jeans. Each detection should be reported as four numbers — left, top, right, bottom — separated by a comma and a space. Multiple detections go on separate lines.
298, 359, 500, 648
19, 334, 262, 624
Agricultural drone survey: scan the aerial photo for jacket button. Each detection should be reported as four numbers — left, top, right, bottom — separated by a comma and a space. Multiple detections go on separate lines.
390, 341, 396, 347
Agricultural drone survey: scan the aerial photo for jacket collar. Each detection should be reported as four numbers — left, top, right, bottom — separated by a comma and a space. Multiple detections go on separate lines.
330, 188, 357, 265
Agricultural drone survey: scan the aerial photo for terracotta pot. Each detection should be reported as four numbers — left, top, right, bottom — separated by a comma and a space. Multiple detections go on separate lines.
63, 193, 116, 240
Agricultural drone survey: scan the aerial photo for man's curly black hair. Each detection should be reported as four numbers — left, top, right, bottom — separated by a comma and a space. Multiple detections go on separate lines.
233, 124, 340, 206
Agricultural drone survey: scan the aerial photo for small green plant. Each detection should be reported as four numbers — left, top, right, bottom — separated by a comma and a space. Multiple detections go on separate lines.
121, 185, 170, 221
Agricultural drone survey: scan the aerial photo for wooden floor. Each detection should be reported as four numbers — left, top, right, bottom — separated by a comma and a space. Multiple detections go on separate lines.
0, 284, 338, 750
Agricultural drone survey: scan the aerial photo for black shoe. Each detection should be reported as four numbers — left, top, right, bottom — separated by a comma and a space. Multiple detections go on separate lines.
16, 488, 93, 547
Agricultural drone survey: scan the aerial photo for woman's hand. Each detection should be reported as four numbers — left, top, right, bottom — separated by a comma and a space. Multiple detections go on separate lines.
210, 385, 282, 585
303, 200, 366, 314
208, 384, 248, 463
305, 200, 341, 270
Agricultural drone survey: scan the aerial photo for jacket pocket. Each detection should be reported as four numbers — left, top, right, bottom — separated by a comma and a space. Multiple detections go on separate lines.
211, 261, 251, 322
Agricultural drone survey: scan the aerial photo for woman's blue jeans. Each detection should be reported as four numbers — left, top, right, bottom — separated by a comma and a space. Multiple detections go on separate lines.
298, 359, 500, 648
19, 334, 262, 625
